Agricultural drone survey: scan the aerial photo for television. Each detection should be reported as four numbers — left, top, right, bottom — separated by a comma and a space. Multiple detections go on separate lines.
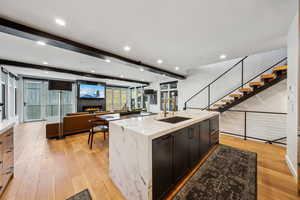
79, 84, 105, 99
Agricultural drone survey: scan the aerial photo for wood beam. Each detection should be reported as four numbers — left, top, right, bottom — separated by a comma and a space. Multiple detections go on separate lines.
0, 59, 150, 85
0, 17, 186, 80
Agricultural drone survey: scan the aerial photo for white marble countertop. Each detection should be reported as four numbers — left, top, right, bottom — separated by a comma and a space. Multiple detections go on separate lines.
110, 110, 219, 139
0, 120, 15, 135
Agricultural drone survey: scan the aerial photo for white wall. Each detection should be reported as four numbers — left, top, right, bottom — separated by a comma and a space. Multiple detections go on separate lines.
182, 48, 287, 110
146, 48, 287, 113
220, 79, 287, 142
286, 10, 299, 178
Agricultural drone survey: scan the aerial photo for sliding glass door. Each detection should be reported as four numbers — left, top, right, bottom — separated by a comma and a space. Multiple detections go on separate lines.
23, 79, 75, 122
24, 80, 43, 122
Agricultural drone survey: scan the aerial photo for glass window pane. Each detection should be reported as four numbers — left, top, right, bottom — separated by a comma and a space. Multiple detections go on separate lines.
106, 88, 113, 111
160, 83, 168, 90
121, 89, 127, 110
170, 82, 178, 89
113, 89, 121, 110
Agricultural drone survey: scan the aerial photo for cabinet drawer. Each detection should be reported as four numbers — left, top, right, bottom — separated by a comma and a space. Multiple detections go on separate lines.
210, 132, 219, 146
209, 116, 219, 134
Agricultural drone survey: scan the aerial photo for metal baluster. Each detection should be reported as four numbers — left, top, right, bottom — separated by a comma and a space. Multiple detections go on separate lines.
241, 60, 244, 88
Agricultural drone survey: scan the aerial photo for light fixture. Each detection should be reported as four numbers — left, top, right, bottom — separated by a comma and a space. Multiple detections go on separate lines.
162, 74, 166, 77
175, 66, 180, 71
45, 71, 49, 74
140, 68, 144, 72
123, 45, 131, 52
105, 59, 111, 63
37, 41, 46, 46
55, 18, 66, 26
43, 61, 48, 65
157, 59, 163, 64
120, 74, 124, 78
220, 54, 227, 59
91, 70, 95, 73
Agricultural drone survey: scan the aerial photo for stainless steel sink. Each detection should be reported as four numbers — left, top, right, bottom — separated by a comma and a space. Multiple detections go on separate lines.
158, 116, 191, 124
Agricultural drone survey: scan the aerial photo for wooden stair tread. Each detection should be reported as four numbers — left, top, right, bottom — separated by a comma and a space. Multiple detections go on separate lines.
261, 74, 276, 79
273, 65, 287, 72
213, 104, 225, 107
239, 88, 253, 93
249, 81, 264, 87
221, 99, 233, 103
229, 94, 242, 98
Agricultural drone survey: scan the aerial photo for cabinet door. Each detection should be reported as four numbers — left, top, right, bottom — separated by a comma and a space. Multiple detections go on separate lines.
199, 120, 210, 157
210, 116, 219, 134
152, 134, 173, 200
173, 128, 189, 183
188, 125, 200, 169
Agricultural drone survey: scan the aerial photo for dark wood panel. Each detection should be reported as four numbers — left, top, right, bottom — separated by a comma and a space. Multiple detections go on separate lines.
0, 59, 149, 85
188, 124, 200, 169
173, 128, 189, 183
199, 120, 210, 157
152, 134, 173, 200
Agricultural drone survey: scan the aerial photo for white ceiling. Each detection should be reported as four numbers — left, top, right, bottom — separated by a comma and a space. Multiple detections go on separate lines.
0, 0, 296, 75
0, 32, 174, 84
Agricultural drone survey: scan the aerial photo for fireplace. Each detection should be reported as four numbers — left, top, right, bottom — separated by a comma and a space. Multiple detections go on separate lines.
82, 105, 103, 113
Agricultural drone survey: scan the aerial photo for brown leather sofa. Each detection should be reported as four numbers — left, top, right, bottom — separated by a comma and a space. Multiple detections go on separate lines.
46, 112, 113, 139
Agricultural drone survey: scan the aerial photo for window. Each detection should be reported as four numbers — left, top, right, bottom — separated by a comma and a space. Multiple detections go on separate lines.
106, 88, 113, 111
23, 79, 75, 122
106, 87, 129, 111
160, 81, 178, 111
131, 88, 136, 109
137, 87, 142, 109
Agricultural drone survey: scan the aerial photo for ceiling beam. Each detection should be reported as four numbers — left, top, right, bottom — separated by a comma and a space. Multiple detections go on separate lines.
0, 17, 186, 80
0, 59, 150, 85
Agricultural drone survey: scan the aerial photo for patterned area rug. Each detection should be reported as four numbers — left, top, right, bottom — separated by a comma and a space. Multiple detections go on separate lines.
66, 189, 92, 200
174, 145, 257, 200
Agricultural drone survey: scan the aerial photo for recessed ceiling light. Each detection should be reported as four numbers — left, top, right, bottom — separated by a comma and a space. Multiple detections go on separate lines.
43, 61, 48, 65
162, 74, 166, 77
55, 18, 66, 26
157, 59, 163, 64
220, 54, 227, 59
142, 79, 144, 81
37, 41, 46, 46
91, 70, 95, 73
140, 68, 144, 72
120, 75, 124, 78
123, 45, 131, 52
105, 59, 111, 63
45, 71, 49, 74
175, 66, 180, 71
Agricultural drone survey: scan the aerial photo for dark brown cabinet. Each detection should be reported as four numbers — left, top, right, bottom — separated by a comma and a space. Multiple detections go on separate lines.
188, 125, 200, 169
152, 134, 173, 200
199, 120, 210, 157
0, 127, 14, 197
152, 116, 219, 200
209, 116, 219, 147
173, 128, 189, 183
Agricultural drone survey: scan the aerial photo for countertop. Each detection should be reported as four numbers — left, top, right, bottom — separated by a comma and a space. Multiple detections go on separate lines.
0, 120, 15, 135
110, 110, 219, 139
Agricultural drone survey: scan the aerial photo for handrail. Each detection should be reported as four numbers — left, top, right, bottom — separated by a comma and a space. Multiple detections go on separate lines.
206, 57, 287, 109
184, 56, 248, 105
184, 56, 287, 110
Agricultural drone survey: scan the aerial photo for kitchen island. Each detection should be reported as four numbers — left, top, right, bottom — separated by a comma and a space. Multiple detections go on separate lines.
109, 110, 219, 200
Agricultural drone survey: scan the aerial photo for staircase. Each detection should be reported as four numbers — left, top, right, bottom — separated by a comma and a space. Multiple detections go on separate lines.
184, 56, 287, 112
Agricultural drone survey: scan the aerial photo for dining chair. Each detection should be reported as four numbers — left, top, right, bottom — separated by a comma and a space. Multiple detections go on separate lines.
88, 118, 109, 149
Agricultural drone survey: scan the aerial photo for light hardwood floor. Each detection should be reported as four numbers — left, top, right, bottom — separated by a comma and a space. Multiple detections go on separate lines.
1, 122, 299, 200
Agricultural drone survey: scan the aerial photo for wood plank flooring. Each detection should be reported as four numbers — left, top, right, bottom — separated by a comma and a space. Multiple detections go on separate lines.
1, 122, 299, 200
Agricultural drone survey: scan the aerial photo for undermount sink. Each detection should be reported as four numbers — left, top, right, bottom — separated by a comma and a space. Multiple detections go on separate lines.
157, 116, 191, 124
